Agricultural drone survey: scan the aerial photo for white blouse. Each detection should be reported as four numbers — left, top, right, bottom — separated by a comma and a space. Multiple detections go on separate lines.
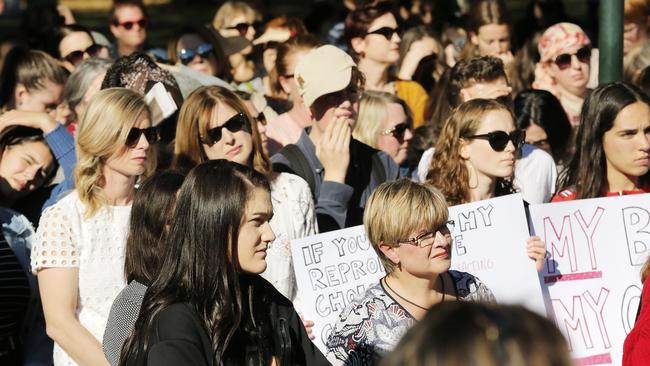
262, 172, 317, 304
31, 192, 130, 366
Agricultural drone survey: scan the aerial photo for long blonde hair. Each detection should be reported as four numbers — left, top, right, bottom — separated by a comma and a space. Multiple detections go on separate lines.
74, 88, 153, 218
354, 91, 411, 148
172, 85, 271, 176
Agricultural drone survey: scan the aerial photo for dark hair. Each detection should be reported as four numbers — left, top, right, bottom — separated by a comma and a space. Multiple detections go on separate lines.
49, 24, 95, 59
124, 170, 185, 285
447, 56, 507, 107
120, 160, 273, 366
637, 64, 650, 96
514, 89, 572, 164
558, 82, 650, 199
344, 0, 397, 61
461, 0, 512, 59
166, 25, 232, 82
509, 32, 541, 95
109, 0, 148, 25
380, 302, 573, 366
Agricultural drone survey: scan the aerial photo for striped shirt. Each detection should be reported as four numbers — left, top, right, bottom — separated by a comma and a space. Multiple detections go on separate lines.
0, 235, 30, 338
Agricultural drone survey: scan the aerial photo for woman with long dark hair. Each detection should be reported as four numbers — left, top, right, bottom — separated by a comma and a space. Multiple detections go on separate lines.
120, 160, 327, 365
554, 82, 650, 201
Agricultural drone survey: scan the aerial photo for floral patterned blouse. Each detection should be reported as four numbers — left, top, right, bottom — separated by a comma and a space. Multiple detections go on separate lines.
325, 270, 495, 365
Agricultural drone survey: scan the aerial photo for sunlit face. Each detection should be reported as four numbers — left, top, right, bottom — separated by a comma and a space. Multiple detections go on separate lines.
525, 122, 551, 154
110, 5, 147, 50
376, 102, 412, 165
473, 23, 511, 57
201, 102, 254, 166
220, 13, 256, 41
602, 102, 650, 185
105, 112, 152, 178
59, 31, 94, 72
389, 224, 452, 278
0, 140, 54, 200
548, 44, 590, 97
624, 22, 648, 55
462, 109, 516, 181
15, 81, 63, 118
236, 187, 275, 274
176, 33, 217, 76
459, 77, 511, 103
359, 12, 401, 64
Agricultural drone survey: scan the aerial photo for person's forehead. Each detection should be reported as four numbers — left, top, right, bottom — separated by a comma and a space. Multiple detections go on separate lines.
177, 33, 205, 50
114, 5, 144, 21
368, 12, 398, 32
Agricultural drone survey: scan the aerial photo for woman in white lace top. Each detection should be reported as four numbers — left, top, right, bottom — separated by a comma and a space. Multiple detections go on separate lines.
31, 88, 157, 365
172, 85, 317, 304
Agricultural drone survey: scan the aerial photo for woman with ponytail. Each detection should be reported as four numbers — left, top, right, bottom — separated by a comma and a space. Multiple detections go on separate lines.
31, 88, 157, 365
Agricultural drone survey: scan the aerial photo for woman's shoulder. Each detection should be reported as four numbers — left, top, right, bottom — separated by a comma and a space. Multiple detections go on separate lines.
448, 270, 496, 302
271, 172, 313, 202
152, 303, 204, 338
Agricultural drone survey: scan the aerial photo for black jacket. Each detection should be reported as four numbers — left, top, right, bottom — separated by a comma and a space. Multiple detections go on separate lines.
126, 276, 329, 366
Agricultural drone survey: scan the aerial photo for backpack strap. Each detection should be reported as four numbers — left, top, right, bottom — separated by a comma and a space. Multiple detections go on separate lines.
273, 144, 316, 199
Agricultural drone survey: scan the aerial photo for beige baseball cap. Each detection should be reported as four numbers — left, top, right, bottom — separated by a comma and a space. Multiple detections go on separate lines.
294, 45, 356, 107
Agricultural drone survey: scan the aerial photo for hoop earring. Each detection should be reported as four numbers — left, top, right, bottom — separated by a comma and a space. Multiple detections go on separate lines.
467, 162, 479, 189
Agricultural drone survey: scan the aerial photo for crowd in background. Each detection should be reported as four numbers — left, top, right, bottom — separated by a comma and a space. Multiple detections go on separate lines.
1, 0, 650, 365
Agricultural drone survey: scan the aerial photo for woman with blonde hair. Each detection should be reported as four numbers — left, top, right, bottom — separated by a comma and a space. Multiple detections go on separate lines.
173, 85, 316, 304
354, 91, 413, 170
425, 99, 546, 270
326, 178, 495, 365
31, 88, 157, 365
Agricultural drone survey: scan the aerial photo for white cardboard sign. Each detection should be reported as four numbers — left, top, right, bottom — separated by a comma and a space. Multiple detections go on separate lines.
529, 194, 650, 365
448, 193, 546, 314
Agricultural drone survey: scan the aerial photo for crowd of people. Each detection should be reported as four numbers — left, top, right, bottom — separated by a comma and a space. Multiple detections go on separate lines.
1, 0, 650, 365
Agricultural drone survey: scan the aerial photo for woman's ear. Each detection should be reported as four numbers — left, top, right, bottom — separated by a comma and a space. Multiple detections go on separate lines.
378, 241, 400, 266
279, 76, 293, 95
350, 36, 366, 56
14, 84, 28, 108
459, 138, 471, 160
470, 32, 479, 46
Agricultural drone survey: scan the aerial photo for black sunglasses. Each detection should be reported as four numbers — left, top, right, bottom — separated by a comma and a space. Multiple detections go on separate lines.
366, 26, 401, 40
113, 18, 148, 30
380, 123, 410, 140
177, 43, 214, 64
126, 127, 159, 148
553, 46, 591, 70
201, 113, 250, 145
63, 44, 104, 66
226, 22, 259, 37
464, 130, 525, 152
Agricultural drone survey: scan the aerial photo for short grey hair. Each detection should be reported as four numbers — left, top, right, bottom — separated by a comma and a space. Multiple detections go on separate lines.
63, 58, 113, 119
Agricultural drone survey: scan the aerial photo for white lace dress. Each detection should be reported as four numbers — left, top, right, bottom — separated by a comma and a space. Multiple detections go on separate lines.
261, 172, 317, 305
31, 192, 131, 366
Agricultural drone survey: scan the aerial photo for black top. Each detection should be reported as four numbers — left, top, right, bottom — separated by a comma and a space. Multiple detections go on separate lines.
125, 276, 329, 366
0, 236, 30, 338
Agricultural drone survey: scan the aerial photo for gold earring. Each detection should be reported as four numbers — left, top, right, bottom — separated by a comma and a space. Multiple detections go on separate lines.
467, 162, 479, 189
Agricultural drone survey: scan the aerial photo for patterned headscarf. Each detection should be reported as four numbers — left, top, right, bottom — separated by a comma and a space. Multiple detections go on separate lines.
538, 23, 591, 63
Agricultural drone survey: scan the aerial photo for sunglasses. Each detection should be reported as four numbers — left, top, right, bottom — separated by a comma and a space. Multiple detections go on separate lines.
226, 22, 258, 37
380, 123, 410, 140
366, 26, 401, 40
464, 130, 525, 152
63, 44, 104, 66
177, 43, 214, 64
201, 113, 250, 145
256, 112, 267, 126
126, 127, 159, 148
113, 17, 148, 30
553, 46, 591, 70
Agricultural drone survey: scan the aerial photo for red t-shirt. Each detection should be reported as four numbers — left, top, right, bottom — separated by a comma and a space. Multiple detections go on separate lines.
552, 185, 650, 202
623, 280, 650, 366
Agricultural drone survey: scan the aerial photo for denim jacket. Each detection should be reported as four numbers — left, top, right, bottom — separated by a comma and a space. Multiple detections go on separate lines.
1, 208, 53, 365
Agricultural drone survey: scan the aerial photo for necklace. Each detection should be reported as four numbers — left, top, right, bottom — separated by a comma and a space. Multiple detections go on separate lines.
383, 274, 446, 311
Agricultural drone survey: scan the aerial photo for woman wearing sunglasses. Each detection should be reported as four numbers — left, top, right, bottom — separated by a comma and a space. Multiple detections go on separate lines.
30, 88, 156, 365
425, 99, 546, 271
533, 22, 592, 126
553, 82, 650, 202
345, 0, 429, 128
353, 91, 414, 174
326, 178, 495, 365
166, 26, 231, 81
54, 24, 108, 72
173, 85, 316, 304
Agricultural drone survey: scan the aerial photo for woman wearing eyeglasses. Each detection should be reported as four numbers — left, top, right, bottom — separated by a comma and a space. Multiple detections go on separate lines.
30, 88, 157, 365
425, 99, 547, 271
326, 178, 495, 366
553, 82, 650, 202
533, 22, 592, 126
166, 26, 231, 82
173, 85, 316, 305
54, 24, 108, 73
345, 0, 429, 128
353, 91, 414, 175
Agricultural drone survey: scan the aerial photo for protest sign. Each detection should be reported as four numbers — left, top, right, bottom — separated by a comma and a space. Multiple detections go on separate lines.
448, 193, 546, 314
291, 225, 385, 353
529, 194, 650, 365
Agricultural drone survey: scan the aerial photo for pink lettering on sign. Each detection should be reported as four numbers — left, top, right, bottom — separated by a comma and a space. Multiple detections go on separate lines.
544, 271, 602, 284
573, 352, 612, 365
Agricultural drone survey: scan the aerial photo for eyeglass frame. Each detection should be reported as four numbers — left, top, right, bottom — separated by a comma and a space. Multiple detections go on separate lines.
365, 26, 401, 41
397, 220, 455, 248
112, 17, 149, 30
380, 122, 410, 140
200, 112, 251, 146
63, 43, 104, 66
177, 43, 214, 64
464, 130, 526, 152
551, 46, 591, 70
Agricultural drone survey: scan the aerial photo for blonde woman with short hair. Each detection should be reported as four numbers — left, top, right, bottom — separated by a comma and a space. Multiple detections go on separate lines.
354, 91, 413, 167
31, 88, 157, 365
325, 178, 495, 365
